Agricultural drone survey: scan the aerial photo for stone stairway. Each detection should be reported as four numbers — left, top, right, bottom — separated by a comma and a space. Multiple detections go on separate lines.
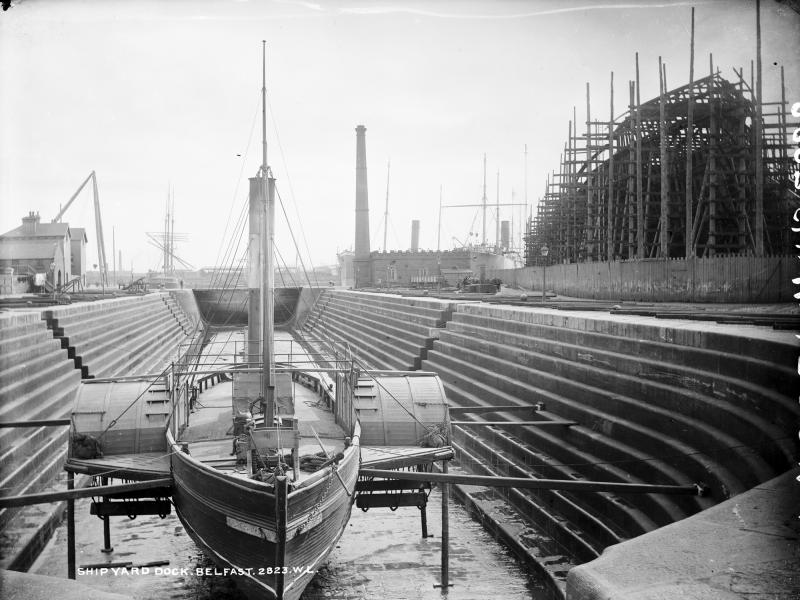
302, 290, 454, 371
43, 292, 193, 378
300, 292, 799, 592
0, 292, 198, 570
421, 303, 799, 563
0, 312, 80, 570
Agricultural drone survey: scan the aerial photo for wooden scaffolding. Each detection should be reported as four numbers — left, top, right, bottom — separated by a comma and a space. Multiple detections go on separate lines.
525, 63, 794, 265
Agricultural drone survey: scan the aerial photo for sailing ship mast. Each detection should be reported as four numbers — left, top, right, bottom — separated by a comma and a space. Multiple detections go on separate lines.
383, 160, 390, 253
261, 40, 276, 423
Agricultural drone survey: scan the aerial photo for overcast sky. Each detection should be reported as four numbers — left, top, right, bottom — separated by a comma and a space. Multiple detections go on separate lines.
1, 0, 798, 274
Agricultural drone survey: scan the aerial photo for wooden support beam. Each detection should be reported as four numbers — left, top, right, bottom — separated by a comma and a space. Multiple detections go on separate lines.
572, 106, 578, 261
359, 469, 706, 496
439, 459, 451, 589
450, 420, 576, 427
100, 476, 113, 553
627, 81, 637, 257
0, 419, 71, 428
754, 0, 764, 255
709, 56, 717, 257
67, 471, 75, 580
0, 478, 173, 509
607, 71, 615, 261
636, 52, 644, 258
448, 405, 541, 414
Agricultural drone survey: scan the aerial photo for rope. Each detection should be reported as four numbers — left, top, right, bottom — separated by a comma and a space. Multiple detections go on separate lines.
209, 96, 261, 284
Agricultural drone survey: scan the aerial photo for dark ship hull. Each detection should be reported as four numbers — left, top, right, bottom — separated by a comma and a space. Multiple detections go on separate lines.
167, 424, 360, 600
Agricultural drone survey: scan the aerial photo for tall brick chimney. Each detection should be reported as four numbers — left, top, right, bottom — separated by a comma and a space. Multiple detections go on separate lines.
354, 125, 371, 288
501, 220, 510, 250
410, 220, 420, 252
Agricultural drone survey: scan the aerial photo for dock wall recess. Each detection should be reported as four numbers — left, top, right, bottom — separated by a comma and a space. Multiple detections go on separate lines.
488, 255, 795, 303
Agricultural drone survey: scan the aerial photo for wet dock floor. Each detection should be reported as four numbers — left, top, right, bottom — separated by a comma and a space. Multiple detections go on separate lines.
30, 484, 547, 599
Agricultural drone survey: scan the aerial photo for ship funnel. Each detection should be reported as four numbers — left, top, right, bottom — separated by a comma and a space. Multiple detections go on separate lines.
411, 220, 420, 252
354, 125, 371, 288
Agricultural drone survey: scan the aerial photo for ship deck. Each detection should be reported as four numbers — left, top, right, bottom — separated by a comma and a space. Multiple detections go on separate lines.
177, 374, 346, 483
177, 329, 349, 485
65, 329, 453, 485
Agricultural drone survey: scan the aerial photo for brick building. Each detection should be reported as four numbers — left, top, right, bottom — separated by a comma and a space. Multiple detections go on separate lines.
0, 212, 87, 292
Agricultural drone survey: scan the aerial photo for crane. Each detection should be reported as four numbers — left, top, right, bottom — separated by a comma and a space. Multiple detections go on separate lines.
53, 171, 108, 285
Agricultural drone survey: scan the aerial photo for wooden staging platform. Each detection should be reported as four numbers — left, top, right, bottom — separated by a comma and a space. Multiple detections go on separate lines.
65, 452, 171, 481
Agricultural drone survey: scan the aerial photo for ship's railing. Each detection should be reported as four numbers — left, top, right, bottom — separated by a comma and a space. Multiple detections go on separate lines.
166, 334, 357, 438
169, 337, 355, 372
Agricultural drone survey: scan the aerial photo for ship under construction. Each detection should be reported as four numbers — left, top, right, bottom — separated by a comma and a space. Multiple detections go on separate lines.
525, 51, 793, 265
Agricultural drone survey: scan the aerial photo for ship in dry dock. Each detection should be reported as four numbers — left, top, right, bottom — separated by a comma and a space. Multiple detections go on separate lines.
1, 3, 799, 599
60, 45, 453, 600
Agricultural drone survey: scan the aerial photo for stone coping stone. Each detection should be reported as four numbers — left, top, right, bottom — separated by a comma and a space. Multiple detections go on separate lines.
42, 293, 163, 320
565, 467, 800, 600
0, 311, 41, 326
336, 289, 457, 311
457, 303, 798, 359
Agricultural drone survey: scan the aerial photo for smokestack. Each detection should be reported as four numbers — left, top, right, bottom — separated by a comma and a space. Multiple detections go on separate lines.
247, 176, 264, 362
410, 220, 420, 252
501, 220, 510, 250
354, 125, 371, 287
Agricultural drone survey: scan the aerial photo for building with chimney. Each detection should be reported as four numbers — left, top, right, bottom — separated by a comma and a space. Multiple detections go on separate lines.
348, 126, 516, 290
0, 211, 87, 292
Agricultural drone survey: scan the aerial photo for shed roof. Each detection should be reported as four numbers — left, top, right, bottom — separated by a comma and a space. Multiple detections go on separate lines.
0, 222, 70, 239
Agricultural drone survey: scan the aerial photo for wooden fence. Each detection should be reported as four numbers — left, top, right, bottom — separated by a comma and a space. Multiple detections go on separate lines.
489, 255, 797, 303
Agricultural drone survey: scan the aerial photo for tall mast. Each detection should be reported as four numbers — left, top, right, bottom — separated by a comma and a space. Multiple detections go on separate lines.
383, 160, 390, 252
524, 144, 528, 251
481, 154, 487, 247
261, 40, 275, 419
170, 188, 175, 273
495, 169, 500, 251
437, 185, 442, 252
262, 41, 268, 179
164, 191, 169, 276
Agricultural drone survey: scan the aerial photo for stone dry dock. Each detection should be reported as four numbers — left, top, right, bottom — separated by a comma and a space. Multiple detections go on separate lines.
1, 287, 798, 598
